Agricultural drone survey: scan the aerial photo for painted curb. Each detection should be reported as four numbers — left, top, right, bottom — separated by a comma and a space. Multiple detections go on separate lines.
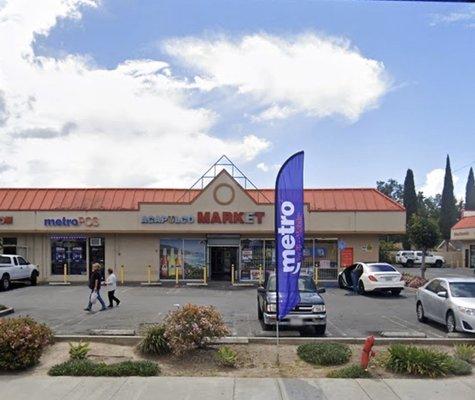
0, 306, 14, 317
53, 334, 475, 346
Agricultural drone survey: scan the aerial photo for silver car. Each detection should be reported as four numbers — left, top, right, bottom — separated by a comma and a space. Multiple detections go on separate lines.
416, 277, 475, 333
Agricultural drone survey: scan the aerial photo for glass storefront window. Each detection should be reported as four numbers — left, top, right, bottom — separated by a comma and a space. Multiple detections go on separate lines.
240, 239, 264, 281
303, 239, 314, 275
51, 237, 87, 275
183, 239, 206, 279
315, 240, 338, 268
159, 239, 206, 280
264, 240, 275, 276
0, 237, 17, 255
470, 245, 475, 269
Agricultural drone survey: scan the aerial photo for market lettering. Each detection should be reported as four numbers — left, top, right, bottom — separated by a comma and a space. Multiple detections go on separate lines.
197, 211, 265, 224
278, 201, 300, 274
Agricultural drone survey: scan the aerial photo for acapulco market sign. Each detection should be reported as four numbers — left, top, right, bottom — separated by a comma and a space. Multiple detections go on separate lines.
141, 211, 265, 224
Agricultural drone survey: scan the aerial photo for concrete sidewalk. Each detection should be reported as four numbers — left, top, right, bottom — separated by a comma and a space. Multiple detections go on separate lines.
1, 376, 474, 400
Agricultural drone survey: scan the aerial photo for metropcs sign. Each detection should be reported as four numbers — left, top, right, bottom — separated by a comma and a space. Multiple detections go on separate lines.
141, 211, 265, 225
44, 217, 99, 227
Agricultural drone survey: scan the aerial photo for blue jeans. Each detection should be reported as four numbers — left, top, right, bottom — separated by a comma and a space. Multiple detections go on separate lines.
86, 290, 106, 310
351, 270, 359, 294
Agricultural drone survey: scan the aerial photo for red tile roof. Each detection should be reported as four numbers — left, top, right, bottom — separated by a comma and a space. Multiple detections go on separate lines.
452, 216, 475, 230
0, 187, 404, 212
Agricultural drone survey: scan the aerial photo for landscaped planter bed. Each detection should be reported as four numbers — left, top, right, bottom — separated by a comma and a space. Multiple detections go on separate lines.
16, 341, 474, 379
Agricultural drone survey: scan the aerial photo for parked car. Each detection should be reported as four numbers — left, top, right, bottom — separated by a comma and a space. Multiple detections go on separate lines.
0, 254, 39, 291
395, 250, 444, 268
338, 262, 405, 296
257, 273, 327, 335
416, 277, 475, 333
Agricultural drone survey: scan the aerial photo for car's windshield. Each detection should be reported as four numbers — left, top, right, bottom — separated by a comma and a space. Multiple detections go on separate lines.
368, 264, 396, 273
449, 282, 475, 298
266, 276, 316, 292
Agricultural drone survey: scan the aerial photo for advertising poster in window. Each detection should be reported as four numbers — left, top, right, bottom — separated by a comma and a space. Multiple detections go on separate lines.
159, 239, 184, 279
183, 240, 206, 279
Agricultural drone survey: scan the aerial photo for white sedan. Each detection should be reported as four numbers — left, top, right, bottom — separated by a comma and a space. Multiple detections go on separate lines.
338, 262, 405, 296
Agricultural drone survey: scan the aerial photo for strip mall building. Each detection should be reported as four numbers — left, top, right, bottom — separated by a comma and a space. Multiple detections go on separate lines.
0, 168, 406, 284
451, 210, 475, 269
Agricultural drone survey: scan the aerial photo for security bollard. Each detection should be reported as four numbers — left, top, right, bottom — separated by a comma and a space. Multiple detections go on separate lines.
231, 264, 235, 285
147, 264, 152, 284
259, 265, 263, 284
63, 263, 68, 284
175, 266, 180, 286
314, 266, 319, 285
120, 265, 125, 285
203, 266, 207, 284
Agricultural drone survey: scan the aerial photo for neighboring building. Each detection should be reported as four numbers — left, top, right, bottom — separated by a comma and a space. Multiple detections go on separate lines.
451, 210, 475, 269
0, 161, 405, 284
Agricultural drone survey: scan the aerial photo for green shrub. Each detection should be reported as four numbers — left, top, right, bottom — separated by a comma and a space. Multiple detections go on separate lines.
386, 345, 452, 377
297, 343, 351, 366
454, 344, 475, 364
163, 304, 230, 356
447, 357, 472, 376
0, 304, 7, 311
215, 346, 237, 368
48, 359, 159, 376
0, 317, 53, 371
327, 364, 371, 378
69, 342, 90, 361
138, 325, 170, 356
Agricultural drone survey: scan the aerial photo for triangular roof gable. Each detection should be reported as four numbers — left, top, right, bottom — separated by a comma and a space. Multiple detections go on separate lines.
188, 169, 269, 209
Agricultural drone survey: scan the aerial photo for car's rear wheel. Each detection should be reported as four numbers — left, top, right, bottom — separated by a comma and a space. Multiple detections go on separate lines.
446, 311, 457, 333
405, 260, 414, 268
30, 271, 38, 286
416, 302, 427, 322
1, 274, 11, 291
391, 289, 402, 296
357, 281, 366, 295
435, 260, 443, 268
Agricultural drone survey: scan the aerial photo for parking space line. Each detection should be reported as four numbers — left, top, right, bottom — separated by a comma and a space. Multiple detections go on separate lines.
389, 315, 444, 338
326, 319, 347, 336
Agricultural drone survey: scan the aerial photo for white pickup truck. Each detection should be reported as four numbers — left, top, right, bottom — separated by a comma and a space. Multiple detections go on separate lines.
395, 250, 445, 268
0, 254, 39, 291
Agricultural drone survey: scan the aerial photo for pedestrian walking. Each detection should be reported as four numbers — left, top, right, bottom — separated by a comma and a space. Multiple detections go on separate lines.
105, 268, 120, 308
351, 268, 359, 295
84, 263, 106, 312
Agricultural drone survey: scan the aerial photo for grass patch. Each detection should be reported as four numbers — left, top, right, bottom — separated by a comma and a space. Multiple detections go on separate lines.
454, 344, 475, 364
215, 346, 238, 368
386, 345, 453, 377
138, 324, 170, 356
0, 305, 7, 311
297, 343, 351, 366
327, 364, 371, 378
48, 359, 159, 377
447, 357, 472, 376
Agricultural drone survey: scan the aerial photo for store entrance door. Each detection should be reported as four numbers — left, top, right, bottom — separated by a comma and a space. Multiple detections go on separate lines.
210, 247, 237, 281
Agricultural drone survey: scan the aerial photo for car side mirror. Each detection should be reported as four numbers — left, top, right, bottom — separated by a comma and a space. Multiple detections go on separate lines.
317, 287, 326, 294
437, 291, 448, 298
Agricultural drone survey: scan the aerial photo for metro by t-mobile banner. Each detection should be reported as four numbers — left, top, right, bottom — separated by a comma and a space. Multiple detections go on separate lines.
275, 151, 305, 321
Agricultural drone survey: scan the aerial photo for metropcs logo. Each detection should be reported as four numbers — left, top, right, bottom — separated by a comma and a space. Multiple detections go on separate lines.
278, 201, 300, 274
44, 217, 99, 227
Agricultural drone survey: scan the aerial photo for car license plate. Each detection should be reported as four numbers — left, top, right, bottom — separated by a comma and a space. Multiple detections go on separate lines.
290, 317, 304, 326
385, 276, 393, 281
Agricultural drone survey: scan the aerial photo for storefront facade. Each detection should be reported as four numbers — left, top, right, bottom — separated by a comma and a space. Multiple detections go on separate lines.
0, 170, 405, 283
451, 211, 475, 269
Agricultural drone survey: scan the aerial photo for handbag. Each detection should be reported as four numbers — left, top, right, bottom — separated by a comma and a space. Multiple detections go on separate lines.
90, 291, 98, 305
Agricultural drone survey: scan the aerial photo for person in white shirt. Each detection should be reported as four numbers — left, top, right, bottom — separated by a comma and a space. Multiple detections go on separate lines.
105, 268, 120, 308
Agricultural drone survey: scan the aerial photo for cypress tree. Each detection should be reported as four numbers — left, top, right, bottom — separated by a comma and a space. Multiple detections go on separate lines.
466, 167, 475, 210
403, 169, 418, 249
439, 155, 458, 246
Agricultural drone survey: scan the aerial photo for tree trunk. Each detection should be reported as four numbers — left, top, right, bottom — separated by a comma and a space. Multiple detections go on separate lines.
421, 249, 426, 280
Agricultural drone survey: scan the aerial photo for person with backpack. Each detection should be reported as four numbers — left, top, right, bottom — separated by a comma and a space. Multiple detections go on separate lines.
84, 263, 106, 312
105, 268, 120, 308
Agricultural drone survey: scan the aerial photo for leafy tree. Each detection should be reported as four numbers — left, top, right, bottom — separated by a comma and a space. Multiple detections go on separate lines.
408, 215, 440, 279
439, 155, 458, 249
377, 179, 403, 203
403, 169, 418, 249
417, 192, 441, 221
466, 167, 475, 211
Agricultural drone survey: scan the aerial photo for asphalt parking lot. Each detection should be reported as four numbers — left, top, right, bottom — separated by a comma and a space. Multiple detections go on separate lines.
1, 267, 474, 338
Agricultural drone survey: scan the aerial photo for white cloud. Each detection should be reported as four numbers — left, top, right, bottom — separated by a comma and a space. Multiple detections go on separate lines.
164, 33, 390, 122
256, 162, 280, 173
430, 6, 475, 28
0, 0, 270, 187
420, 168, 460, 198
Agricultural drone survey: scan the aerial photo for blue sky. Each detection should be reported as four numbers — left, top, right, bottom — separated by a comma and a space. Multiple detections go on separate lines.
0, 0, 474, 198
